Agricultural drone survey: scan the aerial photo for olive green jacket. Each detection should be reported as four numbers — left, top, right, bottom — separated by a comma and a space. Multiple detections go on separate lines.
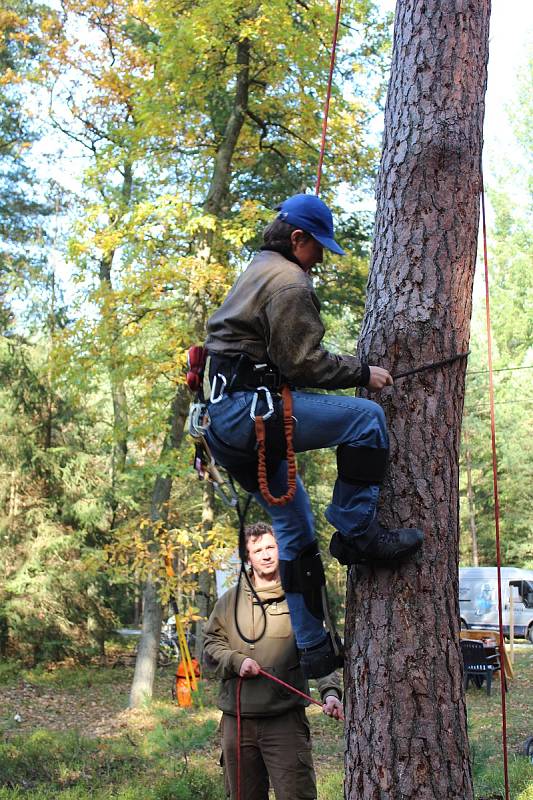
205, 250, 368, 389
203, 579, 342, 718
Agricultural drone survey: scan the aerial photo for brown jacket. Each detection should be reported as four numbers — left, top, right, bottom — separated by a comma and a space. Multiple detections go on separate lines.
203, 579, 342, 718
205, 250, 368, 389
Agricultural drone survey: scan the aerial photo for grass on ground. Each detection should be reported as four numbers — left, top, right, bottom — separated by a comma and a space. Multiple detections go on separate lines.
0, 648, 531, 799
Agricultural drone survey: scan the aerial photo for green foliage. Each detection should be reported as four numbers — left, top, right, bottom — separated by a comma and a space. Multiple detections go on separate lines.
472, 752, 533, 800
459, 62, 533, 568
0, 0, 388, 658
0, 731, 96, 787
0, 669, 223, 799
317, 771, 345, 799
0, 338, 121, 662
0, 0, 56, 332
145, 710, 217, 762
152, 772, 225, 800
0, 661, 130, 689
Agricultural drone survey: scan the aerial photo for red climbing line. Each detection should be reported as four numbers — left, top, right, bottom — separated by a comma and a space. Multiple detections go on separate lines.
236, 676, 243, 800
315, 0, 343, 196
480, 179, 510, 800
258, 668, 323, 706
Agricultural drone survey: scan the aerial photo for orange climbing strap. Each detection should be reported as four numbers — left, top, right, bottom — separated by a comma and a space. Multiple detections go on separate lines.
254, 384, 297, 506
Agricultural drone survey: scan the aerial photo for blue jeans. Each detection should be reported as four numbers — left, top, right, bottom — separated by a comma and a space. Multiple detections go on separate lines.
207, 390, 388, 648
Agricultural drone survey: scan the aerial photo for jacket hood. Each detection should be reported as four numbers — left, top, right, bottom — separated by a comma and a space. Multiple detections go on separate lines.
243, 578, 284, 604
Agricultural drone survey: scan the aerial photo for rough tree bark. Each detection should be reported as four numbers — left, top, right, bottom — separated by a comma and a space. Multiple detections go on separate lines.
344, 2, 491, 799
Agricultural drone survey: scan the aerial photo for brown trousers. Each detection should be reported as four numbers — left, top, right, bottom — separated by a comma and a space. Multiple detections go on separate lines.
221, 706, 317, 800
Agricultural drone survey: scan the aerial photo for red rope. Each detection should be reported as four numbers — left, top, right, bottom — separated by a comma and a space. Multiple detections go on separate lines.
481, 180, 510, 800
258, 668, 323, 706
302, 8, 511, 800
236, 676, 243, 800
315, 0, 343, 196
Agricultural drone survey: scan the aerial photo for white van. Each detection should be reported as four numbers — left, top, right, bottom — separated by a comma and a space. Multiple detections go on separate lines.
459, 567, 533, 642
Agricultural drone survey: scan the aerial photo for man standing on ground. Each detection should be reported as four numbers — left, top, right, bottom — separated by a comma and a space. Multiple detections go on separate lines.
204, 522, 343, 800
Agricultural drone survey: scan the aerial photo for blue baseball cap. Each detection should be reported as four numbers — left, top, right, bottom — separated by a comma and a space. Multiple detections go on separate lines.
276, 193, 345, 256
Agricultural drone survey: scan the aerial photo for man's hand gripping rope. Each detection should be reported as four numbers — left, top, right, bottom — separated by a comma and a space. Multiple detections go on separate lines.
238, 658, 344, 721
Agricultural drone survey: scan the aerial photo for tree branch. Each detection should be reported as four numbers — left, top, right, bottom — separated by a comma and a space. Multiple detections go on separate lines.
246, 109, 319, 153
204, 38, 251, 216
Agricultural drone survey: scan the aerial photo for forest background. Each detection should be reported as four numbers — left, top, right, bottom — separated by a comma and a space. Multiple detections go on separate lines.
0, 0, 531, 665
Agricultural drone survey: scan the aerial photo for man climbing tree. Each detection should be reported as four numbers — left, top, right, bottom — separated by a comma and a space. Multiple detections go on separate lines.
344, 1, 491, 799
204, 193, 424, 678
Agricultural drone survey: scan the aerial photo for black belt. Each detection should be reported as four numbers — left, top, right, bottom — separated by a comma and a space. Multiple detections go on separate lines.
209, 354, 286, 392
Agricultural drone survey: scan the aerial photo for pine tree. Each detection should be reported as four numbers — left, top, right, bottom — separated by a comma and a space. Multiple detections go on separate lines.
345, 2, 490, 797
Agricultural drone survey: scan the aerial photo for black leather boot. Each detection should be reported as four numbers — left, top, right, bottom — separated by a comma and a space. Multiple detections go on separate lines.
330, 519, 423, 566
299, 632, 344, 679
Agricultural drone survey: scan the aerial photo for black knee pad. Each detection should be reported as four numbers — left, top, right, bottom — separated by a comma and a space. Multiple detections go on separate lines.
336, 444, 389, 486
279, 540, 325, 621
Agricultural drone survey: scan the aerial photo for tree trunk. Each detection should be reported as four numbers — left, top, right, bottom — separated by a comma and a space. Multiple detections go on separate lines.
129, 387, 190, 707
99, 269, 129, 519
98, 162, 134, 523
129, 578, 164, 708
194, 482, 215, 661
133, 575, 142, 626
129, 36, 251, 706
463, 427, 479, 567
204, 39, 250, 216
344, 2, 491, 799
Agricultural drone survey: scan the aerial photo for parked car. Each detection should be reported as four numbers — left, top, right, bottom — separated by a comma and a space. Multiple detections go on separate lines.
459, 566, 533, 642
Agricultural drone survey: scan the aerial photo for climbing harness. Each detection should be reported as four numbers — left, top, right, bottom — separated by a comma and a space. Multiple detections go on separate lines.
187, 349, 298, 506
185, 347, 298, 647
207, 355, 297, 505
185, 347, 238, 507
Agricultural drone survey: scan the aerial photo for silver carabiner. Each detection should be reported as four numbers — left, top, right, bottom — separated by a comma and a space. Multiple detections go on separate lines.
187, 402, 210, 438
250, 386, 274, 421
210, 373, 227, 404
